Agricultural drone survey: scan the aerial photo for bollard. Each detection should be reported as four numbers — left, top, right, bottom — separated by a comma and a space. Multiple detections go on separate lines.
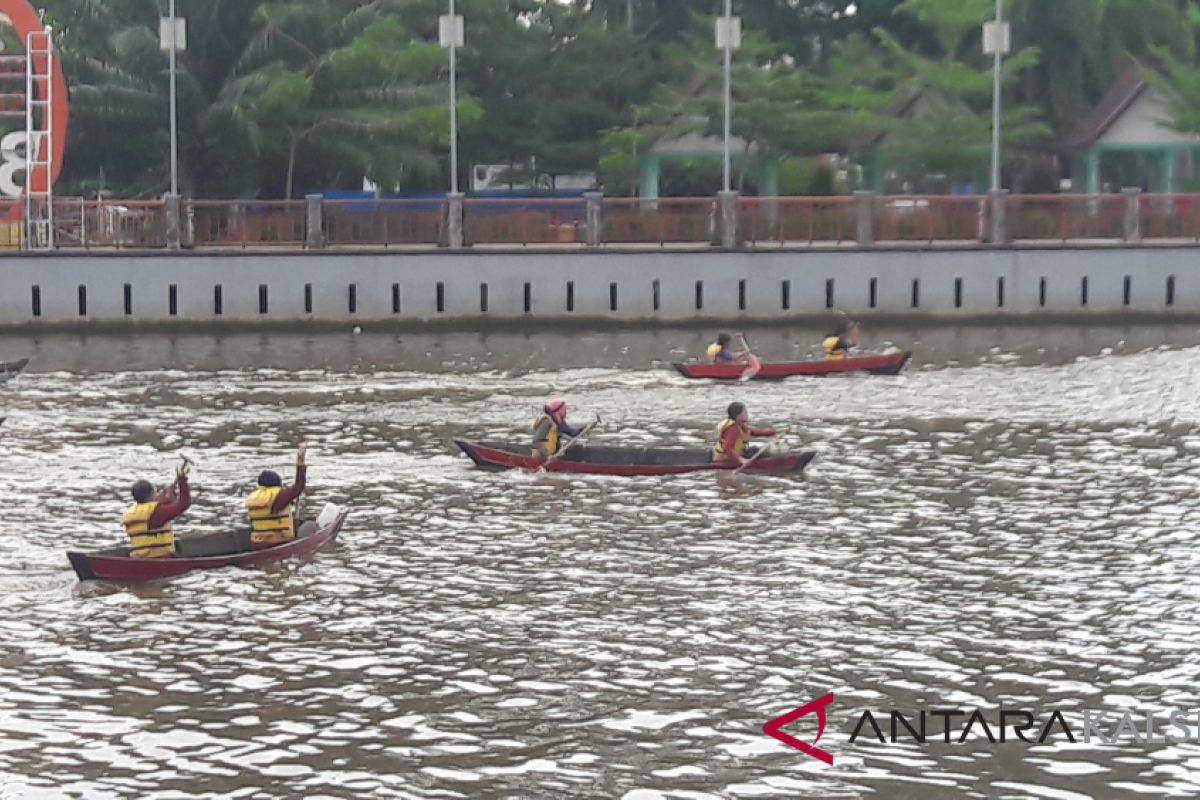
584, 191, 602, 247
989, 189, 1009, 245
1122, 187, 1141, 243
717, 190, 739, 249
854, 190, 875, 246
164, 193, 182, 251
305, 194, 325, 249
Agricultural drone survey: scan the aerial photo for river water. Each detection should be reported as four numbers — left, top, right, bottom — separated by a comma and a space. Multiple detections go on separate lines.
1, 323, 1199, 799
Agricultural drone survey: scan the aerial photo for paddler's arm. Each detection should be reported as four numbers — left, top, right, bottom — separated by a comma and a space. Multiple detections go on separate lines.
532, 418, 554, 457
272, 448, 307, 515
148, 471, 191, 528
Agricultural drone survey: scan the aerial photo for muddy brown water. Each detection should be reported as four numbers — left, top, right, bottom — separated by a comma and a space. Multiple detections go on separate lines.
1, 323, 1199, 798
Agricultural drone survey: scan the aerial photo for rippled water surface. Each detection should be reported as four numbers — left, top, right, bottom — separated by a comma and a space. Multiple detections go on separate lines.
2, 323, 1200, 799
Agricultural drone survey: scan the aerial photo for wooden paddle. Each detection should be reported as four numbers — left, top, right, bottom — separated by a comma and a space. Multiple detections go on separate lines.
538, 416, 600, 472
733, 430, 789, 475
738, 333, 762, 381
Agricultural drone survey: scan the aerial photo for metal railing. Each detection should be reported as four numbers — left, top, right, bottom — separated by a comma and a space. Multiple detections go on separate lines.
8, 191, 1200, 251
463, 197, 587, 246
325, 198, 446, 247
740, 196, 856, 246
187, 199, 306, 248
1007, 193, 1125, 242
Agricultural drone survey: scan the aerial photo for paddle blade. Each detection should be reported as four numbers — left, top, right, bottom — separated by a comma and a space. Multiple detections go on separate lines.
739, 354, 762, 382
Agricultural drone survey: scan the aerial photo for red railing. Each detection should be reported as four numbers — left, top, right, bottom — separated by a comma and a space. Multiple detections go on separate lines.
876, 195, 987, 243
15, 192, 1200, 250
50, 198, 168, 249
1139, 194, 1200, 241
463, 197, 587, 245
186, 200, 307, 248
740, 196, 856, 246
601, 197, 716, 245
324, 198, 445, 247
1008, 194, 1124, 242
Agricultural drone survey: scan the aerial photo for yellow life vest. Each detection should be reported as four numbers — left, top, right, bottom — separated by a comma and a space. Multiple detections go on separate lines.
246, 485, 296, 546
531, 413, 560, 456
712, 418, 750, 461
123, 501, 175, 558
822, 335, 847, 361
706, 342, 725, 363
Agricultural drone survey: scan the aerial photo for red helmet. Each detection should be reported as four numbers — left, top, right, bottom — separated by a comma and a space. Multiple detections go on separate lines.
545, 399, 567, 417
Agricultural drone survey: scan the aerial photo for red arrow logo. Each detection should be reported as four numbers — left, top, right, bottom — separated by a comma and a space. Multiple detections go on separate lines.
762, 693, 835, 765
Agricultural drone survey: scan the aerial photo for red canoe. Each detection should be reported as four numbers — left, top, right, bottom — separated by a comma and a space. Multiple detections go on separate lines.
455, 440, 815, 476
673, 350, 911, 380
67, 507, 348, 582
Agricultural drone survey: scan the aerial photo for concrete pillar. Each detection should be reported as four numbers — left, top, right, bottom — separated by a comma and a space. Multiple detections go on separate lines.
1085, 149, 1101, 195
639, 155, 661, 202
304, 194, 325, 249
854, 190, 874, 246
164, 193, 181, 251
584, 191, 603, 247
181, 199, 194, 249
989, 190, 1009, 245
716, 190, 739, 249
1163, 150, 1176, 196
446, 192, 464, 249
1122, 187, 1142, 243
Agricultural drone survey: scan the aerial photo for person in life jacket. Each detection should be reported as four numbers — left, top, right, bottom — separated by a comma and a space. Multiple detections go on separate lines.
245, 445, 307, 549
706, 333, 746, 364
822, 320, 861, 361
531, 399, 583, 458
122, 467, 192, 559
711, 402, 789, 465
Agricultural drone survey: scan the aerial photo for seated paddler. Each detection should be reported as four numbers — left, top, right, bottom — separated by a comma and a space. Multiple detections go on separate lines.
706, 333, 746, 364
711, 402, 789, 466
123, 465, 192, 559
246, 445, 307, 549
532, 399, 582, 458
822, 320, 860, 361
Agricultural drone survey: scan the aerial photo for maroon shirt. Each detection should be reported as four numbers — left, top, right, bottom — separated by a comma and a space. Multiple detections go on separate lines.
720, 423, 777, 461
270, 465, 307, 514
147, 473, 192, 529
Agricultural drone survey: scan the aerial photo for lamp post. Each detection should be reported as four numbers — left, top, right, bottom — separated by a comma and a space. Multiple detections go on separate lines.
715, 1, 740, 193
439, 1, 463, 194
983, 0, 1009, 192
159, 2, 185, 197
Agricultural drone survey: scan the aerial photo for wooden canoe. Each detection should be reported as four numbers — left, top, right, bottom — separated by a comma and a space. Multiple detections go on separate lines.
455, 440, 815, 476
673, 350, 911, 379
67, 508, 348, 582
0, 358, 29, 383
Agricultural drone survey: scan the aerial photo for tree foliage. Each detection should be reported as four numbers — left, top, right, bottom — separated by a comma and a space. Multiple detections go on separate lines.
35, 0, 1200, 197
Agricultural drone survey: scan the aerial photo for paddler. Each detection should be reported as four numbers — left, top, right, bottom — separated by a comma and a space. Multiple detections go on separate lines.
532, 399, 583, 458
246, 445, 307, 549
822, 320, 861, 361
123, 464, 192, 558
711, 402, 789, 466
706, 332, 747, 364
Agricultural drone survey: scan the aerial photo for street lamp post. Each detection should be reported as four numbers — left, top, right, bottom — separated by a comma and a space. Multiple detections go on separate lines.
446, 0, 459, 194
439, 3, 464, 246
715, 1, 740, 193
984, 0, 1009, 192
159, 4, 186, 248
163, 0, 184, 196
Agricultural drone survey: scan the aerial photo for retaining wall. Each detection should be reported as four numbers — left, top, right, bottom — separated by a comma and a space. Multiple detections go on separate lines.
0, 247, 1191, 328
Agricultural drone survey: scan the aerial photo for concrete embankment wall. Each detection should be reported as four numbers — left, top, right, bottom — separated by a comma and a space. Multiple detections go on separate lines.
0, 247, 1193, 329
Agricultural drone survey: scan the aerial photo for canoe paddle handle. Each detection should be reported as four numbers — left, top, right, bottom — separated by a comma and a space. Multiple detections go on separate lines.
538, 416, 600, 472
734, 431, 786, 475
